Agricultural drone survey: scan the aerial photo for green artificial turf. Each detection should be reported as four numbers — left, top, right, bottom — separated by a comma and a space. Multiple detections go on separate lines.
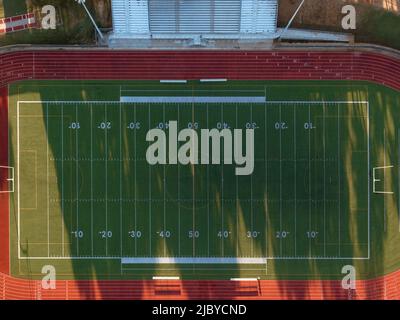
7, 79, 400, 281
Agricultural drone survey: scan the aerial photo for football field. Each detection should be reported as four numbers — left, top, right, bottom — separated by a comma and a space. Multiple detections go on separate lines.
7, 80, 400, 280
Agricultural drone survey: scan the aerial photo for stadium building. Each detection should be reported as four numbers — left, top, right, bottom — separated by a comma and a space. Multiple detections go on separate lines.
109, 0, 279, 47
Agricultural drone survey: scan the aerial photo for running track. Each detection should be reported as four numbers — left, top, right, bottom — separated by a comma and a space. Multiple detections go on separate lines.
0, 47, 399, 300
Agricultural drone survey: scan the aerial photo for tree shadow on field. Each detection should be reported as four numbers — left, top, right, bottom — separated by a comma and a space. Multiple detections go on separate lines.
38, 86, 242, 299
35, 80, 400, 300
266, 82, 396, 300
1, 0, 27, 17
39, 88, 146, 299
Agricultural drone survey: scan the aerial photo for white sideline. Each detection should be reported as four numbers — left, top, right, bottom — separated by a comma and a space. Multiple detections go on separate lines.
121, 257, 267, 264
120, 96, 266, 103
16, 100, 371, 262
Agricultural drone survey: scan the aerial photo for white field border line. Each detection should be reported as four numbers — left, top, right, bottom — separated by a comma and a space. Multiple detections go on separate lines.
18, 101, 369, 104
367, 101, 371, 259
398, 129, 400, 233
18, 256, 370, 261
16, 100, 370, 261
17, 102, 20, 259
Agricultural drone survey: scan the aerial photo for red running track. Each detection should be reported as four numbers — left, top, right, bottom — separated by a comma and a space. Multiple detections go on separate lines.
0, 86, 8, 276
0, 48, 399, 300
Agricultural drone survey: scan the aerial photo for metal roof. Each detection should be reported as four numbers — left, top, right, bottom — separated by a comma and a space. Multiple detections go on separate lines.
111, 0, 278, 40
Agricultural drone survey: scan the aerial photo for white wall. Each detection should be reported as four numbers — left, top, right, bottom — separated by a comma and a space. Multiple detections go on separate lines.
112, 0, 150, 34
240, 0, 278, 34
112, 0, 278, 36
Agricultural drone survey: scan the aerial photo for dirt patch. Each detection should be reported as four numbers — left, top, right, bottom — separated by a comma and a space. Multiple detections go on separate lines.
278, 0, 400, 50
92, 0, 112, 27
279, 0, 399, 28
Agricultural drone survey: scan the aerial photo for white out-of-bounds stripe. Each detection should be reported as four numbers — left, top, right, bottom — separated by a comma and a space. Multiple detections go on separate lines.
121, 257, 267, 264
160, 80, 188, 84
152, 276, 180, 280
200, 79, 228, 82
120, 96, 266, 104
230, 278, 259, 281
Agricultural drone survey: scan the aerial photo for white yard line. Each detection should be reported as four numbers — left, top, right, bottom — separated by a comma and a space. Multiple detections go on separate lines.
294, 104, 297, 257
308, 104, 312, 256
279, 103, 283, 257
47, 103, 50, 257
163, 104, 167, 257
148, 104, 152, 255
338, 104, 341, 257
221, 105, 224, 256
61, 104, 65, 257
75, 104, 79, 256
250, 104, 254, 257
192, 103, 196, 258
90, 104, 94, 256
206, 104, 210, 256
119, 102, 123, 257
265, 101, 269, 258
105, 104, 108, 255
236, 104, 239, 257
323, 102, 327, 257
178, 104, 181, 256
134, 104, 138, 255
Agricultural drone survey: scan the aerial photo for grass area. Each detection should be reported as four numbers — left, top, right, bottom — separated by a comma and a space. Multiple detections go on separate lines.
279, 1, 400, 51
356, 6, 400, 50
0, 0, 27, 18
1, 0, 399, 50
7, 80, 400, 281
0, 20, 94, 46
0, 0, 95, 46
